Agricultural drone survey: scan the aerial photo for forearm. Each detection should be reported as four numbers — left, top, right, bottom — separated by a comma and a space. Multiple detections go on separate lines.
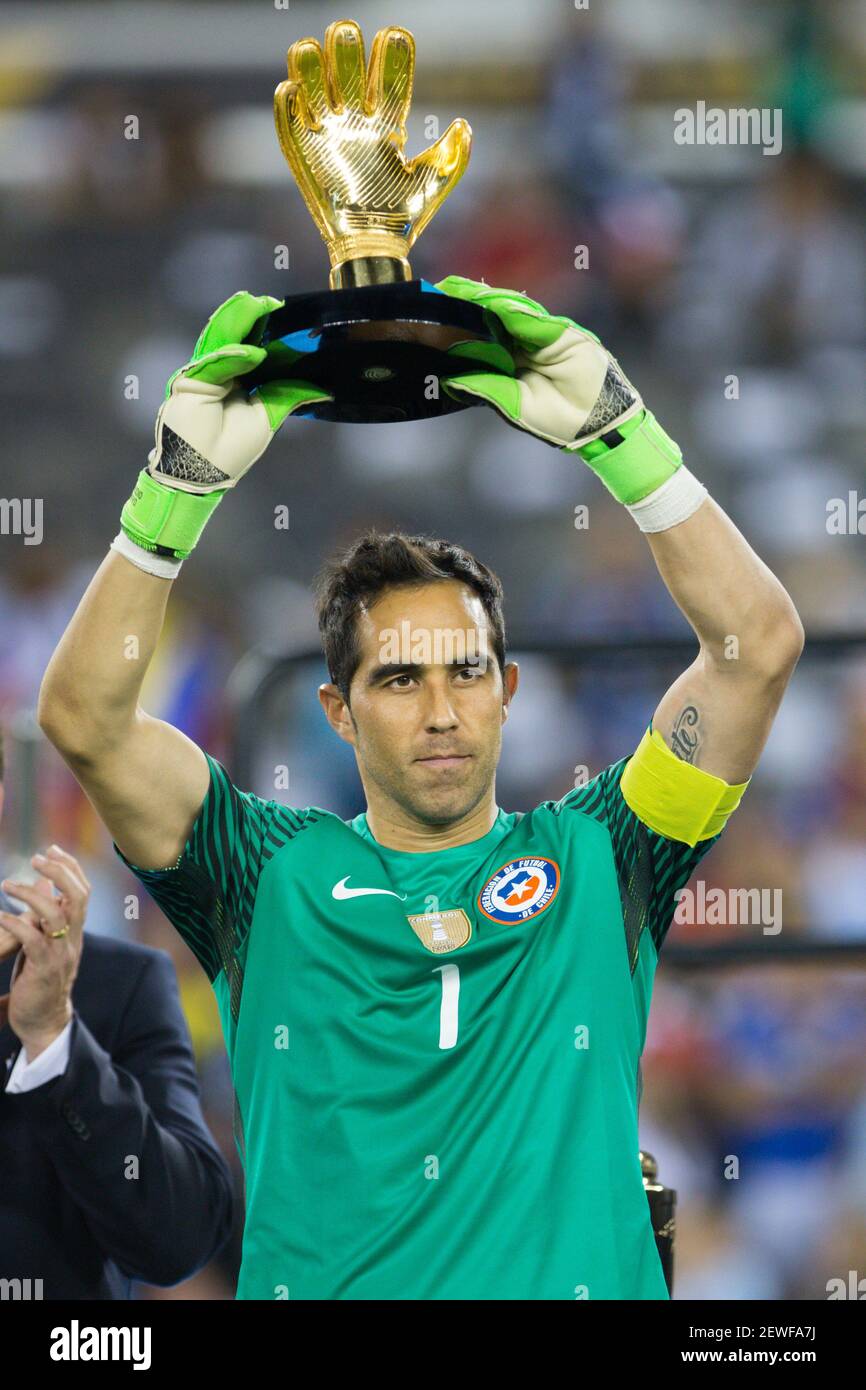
646, 497, 804, 676
646, 496, 804, 782
38, 550, 173, 755
37, 545, 212, 869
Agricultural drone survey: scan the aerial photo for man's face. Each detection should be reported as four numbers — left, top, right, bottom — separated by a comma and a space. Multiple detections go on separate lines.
320, 580, 517, 828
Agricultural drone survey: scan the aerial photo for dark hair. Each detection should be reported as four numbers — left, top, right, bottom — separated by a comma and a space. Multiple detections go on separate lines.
314, 531, 507, 702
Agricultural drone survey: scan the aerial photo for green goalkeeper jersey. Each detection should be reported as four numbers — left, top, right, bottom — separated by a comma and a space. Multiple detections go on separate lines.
115, 748, 720, 1301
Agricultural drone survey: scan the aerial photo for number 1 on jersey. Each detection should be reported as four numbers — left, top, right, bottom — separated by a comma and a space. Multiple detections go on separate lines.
434, 964, 460, 1050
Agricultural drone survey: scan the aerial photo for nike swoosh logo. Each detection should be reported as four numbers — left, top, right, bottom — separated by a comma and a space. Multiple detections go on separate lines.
332, 877, 408, 902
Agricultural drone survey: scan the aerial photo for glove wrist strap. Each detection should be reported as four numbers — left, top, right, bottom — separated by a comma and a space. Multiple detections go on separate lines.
120, 469, 225, 560
575, 409, 683, 505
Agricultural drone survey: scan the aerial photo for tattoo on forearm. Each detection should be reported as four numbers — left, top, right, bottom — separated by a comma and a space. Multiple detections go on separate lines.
670, 705, 701, 764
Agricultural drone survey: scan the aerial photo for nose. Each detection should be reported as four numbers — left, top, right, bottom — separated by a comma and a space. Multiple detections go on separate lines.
422, 680, 459, 732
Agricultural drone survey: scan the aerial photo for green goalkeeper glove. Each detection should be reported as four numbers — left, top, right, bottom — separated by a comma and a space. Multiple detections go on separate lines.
434, 275, 682, 507
120, 291, 331, 560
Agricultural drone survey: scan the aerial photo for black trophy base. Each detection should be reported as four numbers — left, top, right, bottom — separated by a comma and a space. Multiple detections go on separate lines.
242, 279, 513, 424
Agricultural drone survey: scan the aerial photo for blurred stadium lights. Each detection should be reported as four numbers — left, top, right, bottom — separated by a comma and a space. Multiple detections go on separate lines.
0, 0, 577, 73
8, 0, 864, 72
0, 9, 863, 187
0, 0, 860, 81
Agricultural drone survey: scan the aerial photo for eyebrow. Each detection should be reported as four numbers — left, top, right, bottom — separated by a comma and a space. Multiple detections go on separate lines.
364, 660, 485, 686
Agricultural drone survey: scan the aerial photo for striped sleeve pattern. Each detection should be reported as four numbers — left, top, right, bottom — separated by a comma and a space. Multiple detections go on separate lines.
545, 757, 720, 970
114, 753, 322, 1021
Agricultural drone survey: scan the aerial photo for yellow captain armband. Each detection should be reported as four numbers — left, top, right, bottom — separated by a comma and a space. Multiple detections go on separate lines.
619, 727, 750, 847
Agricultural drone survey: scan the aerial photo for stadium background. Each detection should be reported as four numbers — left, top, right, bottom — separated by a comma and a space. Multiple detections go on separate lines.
1, 0, 865, 1299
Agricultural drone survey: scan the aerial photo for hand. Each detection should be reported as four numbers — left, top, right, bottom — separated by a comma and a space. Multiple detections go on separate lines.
147, 291, 332, 497
274, 21, 471, 278
434, 276, 683, 506
0, 846, 89, 1060
434, 275, 642, 448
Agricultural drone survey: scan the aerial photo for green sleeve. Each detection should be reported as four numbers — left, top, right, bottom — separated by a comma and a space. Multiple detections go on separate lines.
544, 756, 722, 971
113, 753, 316, 1014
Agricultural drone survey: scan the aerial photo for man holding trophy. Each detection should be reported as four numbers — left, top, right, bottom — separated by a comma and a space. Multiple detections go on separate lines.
36, 21, 803, 1299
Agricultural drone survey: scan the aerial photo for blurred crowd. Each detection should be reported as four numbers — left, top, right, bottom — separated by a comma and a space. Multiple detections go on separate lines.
1, 0, 865, 1299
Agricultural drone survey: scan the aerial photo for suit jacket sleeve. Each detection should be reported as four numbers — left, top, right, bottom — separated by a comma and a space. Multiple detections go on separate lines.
3, 948, 234, 1286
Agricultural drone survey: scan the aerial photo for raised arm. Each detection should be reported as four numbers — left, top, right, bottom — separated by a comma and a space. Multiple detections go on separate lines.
435, 275, 803, 791
647, 498, 803, 783
38, 291, 330, 870
38, 552, 209, 870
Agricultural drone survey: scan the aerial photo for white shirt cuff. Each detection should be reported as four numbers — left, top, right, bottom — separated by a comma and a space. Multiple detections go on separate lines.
6, 1019, 73, 1092
111, 529, 184, 579
624, 465, 707, 533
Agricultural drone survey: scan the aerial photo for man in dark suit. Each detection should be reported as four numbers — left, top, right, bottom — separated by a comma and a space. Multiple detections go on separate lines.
0, 736, 234, 1299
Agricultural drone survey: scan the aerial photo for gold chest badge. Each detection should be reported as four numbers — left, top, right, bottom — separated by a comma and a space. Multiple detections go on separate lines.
406, 908, 472, 954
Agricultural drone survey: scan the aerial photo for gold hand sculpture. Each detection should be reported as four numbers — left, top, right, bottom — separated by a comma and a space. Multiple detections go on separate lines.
274, 19, 472, 289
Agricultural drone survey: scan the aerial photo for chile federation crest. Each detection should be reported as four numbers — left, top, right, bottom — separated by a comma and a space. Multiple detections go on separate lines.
477, 856, 560, 925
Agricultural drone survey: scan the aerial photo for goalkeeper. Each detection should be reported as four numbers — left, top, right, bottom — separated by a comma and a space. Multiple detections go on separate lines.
37, 280, 803, 1300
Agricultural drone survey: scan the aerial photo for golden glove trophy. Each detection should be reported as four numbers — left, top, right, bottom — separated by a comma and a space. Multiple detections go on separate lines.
243, 19, 513, 423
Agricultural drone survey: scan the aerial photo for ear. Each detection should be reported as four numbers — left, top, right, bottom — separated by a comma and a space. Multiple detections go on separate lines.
318, 683, 357, 746
501, 661, 519, 724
